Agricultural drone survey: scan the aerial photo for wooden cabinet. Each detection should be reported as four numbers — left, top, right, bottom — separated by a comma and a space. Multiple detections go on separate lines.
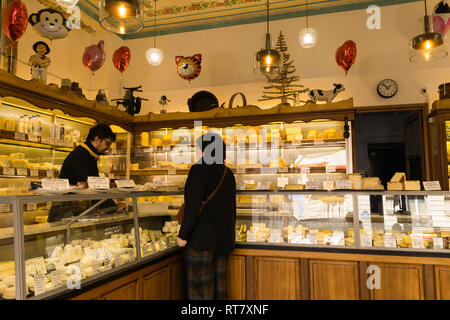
228, 254, 246, 300
435, 265, 450, 300
101, 281, 139, 300
142, 266, 170, 300
309, 260, 359, 300
170, 259, 184, 300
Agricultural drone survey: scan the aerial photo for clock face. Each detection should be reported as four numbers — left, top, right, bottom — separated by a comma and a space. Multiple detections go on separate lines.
377, 79, 398, 98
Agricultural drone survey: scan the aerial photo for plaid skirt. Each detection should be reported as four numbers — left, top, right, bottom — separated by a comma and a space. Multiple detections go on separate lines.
184, 247, 229, 300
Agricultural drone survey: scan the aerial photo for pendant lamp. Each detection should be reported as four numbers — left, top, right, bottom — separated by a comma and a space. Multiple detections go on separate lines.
409, 0, 447, 62
145, 0, 164, 65
99, 0, 144, 34
298, 0, 318, 48
253, 0, 281, 78
56, 0, 79, 8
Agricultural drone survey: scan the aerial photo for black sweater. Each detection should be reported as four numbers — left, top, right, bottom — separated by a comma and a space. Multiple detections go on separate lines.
59, 145, 99, 185
178, 162, 236, 253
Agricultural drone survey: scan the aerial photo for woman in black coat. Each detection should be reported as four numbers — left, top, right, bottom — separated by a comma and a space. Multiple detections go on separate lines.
177, 133, 236, 300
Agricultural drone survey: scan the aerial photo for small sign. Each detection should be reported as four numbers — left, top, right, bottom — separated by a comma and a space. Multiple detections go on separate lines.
41, 137, 50, 145
51, 270, 62, 289
277, 177, 289, 188
326, 165, 336, 173
305, 181, 322, 190
32, 257, 47, 274
433, 237, 444, 250
92, 260, 101, 274
309, 231, 318, 244
423, 181, 441, 191
411, 234, 425, 249
237, 168, 245, 174
87, 176, 110, 190
301, 167, 310, 174
104, 257, 112, 270
269, 231, 281, 243
34, 273, 46, 296
16, 168, 28, 176
3, 167, 14, 176
46, 170, 54, 178
28, 134, 39, 142
49, 138, 56, 145
115, 179, 136, 189
332, 231, 345, 246
168, 169, 176, 175
261, 167, 277, 175
361, 232, 373, 247
41, 178, 69, 191
384, 233, 397, 248
246, 230, 256, 242
335, 180, 352, 190
114, 254, 121, 268
163, 145, 171, 151
314, 139, 324, 145
30, 169, 39, 177
279, 167, 289, 173
14, 132, 26, 141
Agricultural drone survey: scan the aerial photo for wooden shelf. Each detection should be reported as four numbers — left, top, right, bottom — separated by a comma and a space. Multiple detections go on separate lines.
0, 129, 74, 152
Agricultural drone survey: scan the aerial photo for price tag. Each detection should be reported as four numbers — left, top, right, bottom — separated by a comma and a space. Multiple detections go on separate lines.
51, 270, 62, 289
150, 242, 156, 252
115, 179, 136, 189
269, 231, 281, 243
314, 139, 324, 145
168, 169, 176, 175
301, 167, 310, 174
41, 137, 50, 145
384, 233, 397, 248
261, 167, 277, 175
326, 165, 336, 173
423, 181, 441, 191
3, 167, 14, 176
237, 168, 245, 174
104, 257, 112, 270
246, 230, 256, 242
14, 132, 26, 141
16, 168, 28, 176
291, 232, 303, 244
277, 177, 289, 188
30, 169, 39, 177
92, 260, 101, 274
142, 243, 148, 257
46, 170, 54, 178
309, 231, 318, 244
34, 273, 46, 296
235, 230, 240, 241
332, 231, 345, 246
361, 232, 373, 247
163, 145, 171, 151
114, 254, 121, 268
305, 181, 322, 190
279, 167, 289, 173
41, 178, 69, 191
433, 237, 444, 250
28, 134, 39, 142
411, 234, 425, 249
335, 180, 352, 190
49, 138, 56, 145
87, 176, 110, 190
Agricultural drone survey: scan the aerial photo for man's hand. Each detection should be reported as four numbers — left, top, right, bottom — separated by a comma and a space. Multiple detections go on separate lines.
177, 237, 187, 247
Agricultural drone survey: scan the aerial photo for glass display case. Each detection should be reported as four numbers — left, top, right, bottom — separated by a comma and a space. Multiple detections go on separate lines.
0, 191, 180, 300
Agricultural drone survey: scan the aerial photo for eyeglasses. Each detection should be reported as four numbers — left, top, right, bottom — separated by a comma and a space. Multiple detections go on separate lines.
103, 139, 112, 147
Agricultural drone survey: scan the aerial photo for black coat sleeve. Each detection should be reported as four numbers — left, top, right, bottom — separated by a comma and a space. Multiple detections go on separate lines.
178, 165, 208, 241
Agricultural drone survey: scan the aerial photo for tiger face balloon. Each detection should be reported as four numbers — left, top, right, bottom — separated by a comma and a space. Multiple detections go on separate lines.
175, 54, 201, 82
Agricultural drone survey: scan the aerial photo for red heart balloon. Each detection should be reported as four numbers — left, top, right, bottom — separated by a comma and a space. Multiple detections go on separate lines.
82, 40, 106, 73
2, 0, 28, 43
335, 40, 357, 74
112, 46, 131, 73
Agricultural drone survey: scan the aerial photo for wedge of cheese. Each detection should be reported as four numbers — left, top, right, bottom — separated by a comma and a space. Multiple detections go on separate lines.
391, 172, 406, 183
387, 181, 404, 190
404, 180, 421, 191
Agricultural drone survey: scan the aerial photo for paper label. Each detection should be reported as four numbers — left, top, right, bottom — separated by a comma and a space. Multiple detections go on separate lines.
384, 233, 397, 248
237, 168, 245, 174
142, 243, 148, 257
423, 181, 441, 191
326, 165, 336, 173
277, 177, 289, 188
87, 176, 110, 190
32, 256, 47, 274
41, 137, 50, 145
41, 178, 69, 191
163, 145, 171, 151
260, 167, 277, 175
34, 273, 46, 296
335, 180, 352, 190
306, 181, 322, 190
28, 134, 39, 142
301, 167, 310, 174
332, 231, 345, 246
30, 169, 39, 177
246, 230, 256, 242
16, 168, 27, 176
92, 260, 101, 274
115, 179, 136, 189
361, 232, 373, 247
114, 254, 121, 268
46, 170, 54, 178
433, 237, 444, 250
104, 257, 112, 270
14, 132, 25, 141
3, 167, 14, 175
168, 169, 176, 175
279, 167, 289, 173
411, 234, 425, 249
314, 139, 324, 145
51, 270, 62, 289
269, 231, 281, 243
309, 231, 318, 244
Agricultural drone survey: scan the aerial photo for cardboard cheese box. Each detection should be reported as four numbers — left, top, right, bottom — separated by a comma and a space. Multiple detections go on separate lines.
391, 172, 406, 183
387, 181, 404, 191
404, 180, 421, 191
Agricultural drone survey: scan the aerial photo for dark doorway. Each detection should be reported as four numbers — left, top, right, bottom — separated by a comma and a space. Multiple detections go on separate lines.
367, 143, 405, 187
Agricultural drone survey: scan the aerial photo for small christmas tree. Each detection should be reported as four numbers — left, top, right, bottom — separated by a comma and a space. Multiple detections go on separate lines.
259, 31, 308, 105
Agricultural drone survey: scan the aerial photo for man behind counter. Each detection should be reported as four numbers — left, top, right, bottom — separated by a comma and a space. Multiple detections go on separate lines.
47, 123, 123, 222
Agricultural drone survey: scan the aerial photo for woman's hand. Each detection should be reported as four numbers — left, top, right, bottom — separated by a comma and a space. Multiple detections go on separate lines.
177, 237, 187, 247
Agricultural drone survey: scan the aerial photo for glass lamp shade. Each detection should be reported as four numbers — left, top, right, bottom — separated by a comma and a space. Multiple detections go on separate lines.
409, 15, 448, 62
298, 27, 318, 48
253, 49, 281, 78
145, 48, 164, 65
99, 0, 144, 34
56, 0, 79, 7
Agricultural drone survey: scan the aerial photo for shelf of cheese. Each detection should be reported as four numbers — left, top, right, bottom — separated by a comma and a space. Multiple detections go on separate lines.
0, 130, 74, 152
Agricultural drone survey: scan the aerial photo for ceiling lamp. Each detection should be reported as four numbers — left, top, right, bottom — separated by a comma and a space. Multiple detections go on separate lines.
145, 0, 163, 65
409, 0, 447, 62
298, 0, 317, 48
99, 0, 144, 34
253, 0, 281, 78
56, 0, 79, 7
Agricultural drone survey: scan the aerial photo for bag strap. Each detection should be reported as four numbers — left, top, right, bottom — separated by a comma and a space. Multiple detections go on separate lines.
197, 166, 228, 215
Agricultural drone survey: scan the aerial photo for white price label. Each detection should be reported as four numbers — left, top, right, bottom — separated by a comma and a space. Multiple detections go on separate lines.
34, 273, 46, 296
314, 139, 324, 145
326, 165, 336, 173
168, 169, 176, 175
142, 243, 148, 257
423, 181, 441, 191
3, 167, 14, 176
384, 233, 397, 248
260, 167, 277, 175
30, 169, 39, 177
277, 177, 289, 188
361, 232, 373, 247
279, 167, 289, 173
269, 231, 281, 243
237, 167, 245, 174
49, 138, 56, 145
51, 270, 62, 289
246, 230, 256, 242
335, 180, 352, 190
46, 170, 54, 178
28, 134, 39, 142
16, 168, 28, 176
309, 231, 318, 244
163, 145, 171, 151
41, 137, 50, 145
104, 257, 112, 270
31, 257, 47, 274
115, 179, 136, 189
14, 132, 26, 140
433, 237, 444, 250
411, 234, 425, 249
41, 178, 69, 191
306, 181, 322, 190
114, 254, 121, 268
301, 167, 310, 174
87, 176, 110, 190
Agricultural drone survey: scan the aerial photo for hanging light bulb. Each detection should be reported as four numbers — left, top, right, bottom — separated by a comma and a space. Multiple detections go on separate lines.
99, 0, 144, 34
253, 0, 281, 78
145, 0, 164, 66
299, 0, 317, 48
409, 0, 447, 62
56, 0, 79, 8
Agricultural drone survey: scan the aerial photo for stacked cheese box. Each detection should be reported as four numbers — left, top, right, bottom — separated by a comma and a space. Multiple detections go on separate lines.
387, 172, 421, 190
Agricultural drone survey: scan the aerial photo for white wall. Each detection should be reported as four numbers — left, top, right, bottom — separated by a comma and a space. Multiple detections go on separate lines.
120, 1, 449, 114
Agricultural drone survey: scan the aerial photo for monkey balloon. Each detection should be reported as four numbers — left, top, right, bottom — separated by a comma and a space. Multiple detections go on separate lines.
28, 8, 72, 40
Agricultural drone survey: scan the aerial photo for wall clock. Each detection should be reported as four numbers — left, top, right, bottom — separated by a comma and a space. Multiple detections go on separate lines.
377, 79, 398, 98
